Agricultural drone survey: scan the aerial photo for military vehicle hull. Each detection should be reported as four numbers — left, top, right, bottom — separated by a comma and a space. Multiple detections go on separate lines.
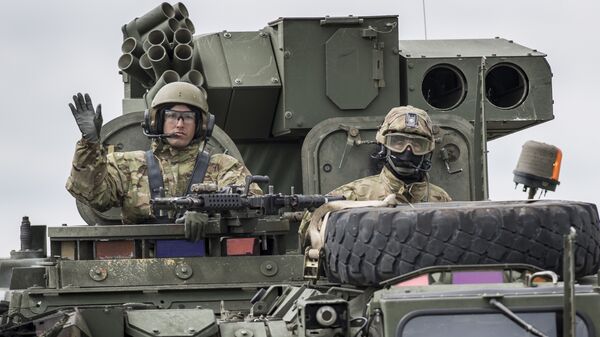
1, 2, 599, 337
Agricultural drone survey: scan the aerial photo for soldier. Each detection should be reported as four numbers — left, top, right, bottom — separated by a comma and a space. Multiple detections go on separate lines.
299, 106, 451, 241
329, 105, 451, 202
66, 82, 261, 225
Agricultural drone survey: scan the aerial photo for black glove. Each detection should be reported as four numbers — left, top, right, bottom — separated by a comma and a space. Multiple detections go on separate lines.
69, 93, 103, 143
181, 211, 210, 242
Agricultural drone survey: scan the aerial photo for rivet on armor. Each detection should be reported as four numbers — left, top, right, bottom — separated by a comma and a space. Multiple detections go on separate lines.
175, 263, 193, 280
89, 266, 108, 282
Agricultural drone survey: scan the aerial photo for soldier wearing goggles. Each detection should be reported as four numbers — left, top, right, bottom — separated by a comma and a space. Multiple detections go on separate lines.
329, 106, 451, 203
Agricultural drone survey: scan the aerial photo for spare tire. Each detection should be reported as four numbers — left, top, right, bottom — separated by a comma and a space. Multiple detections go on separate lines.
323, 200, 600, 286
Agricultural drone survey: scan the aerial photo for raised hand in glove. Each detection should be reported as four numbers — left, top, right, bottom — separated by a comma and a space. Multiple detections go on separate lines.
179, 211, 210, 242
69, 93, 103, 143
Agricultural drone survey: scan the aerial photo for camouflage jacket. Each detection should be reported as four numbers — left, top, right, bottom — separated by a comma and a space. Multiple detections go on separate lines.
66, 139, 261, 224
329, 166, 452, 202
299, 166, 451, 239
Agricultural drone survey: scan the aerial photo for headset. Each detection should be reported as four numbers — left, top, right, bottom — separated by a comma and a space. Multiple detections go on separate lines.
142, 101, 215, 140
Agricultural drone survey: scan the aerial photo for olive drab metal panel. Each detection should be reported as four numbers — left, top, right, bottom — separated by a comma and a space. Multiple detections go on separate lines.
325, 28, 379, 110
57, 256, 304, 287
267, 16, 400, 136
237, 141, 304, 194
302, 117, 382, 194
399, 38, 553, 140
194, 31, 281, 140
190, 33, 231, 127
302, 115, 482, 201
126, 309, 217, 337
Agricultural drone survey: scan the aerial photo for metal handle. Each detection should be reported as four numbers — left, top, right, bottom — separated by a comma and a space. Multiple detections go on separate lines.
440, 147, 463, 175
244, 175, 270, 195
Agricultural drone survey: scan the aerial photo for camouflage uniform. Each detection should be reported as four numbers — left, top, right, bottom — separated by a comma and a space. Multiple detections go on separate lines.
299, 166, 451, 237
329, 166, 451, 202
66, 139, 261, 224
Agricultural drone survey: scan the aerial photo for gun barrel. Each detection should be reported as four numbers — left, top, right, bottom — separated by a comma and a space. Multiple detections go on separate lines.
151, 197, 205, 209
292, 195, 344, 209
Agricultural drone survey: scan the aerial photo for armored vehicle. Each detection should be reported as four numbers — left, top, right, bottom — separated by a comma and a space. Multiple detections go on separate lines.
1, 2, 599, 337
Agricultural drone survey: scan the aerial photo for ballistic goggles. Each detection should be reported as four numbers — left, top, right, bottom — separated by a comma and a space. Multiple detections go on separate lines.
383, 132, 434, 155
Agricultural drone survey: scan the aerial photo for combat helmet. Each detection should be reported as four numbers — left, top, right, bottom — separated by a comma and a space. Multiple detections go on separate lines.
375, 105, 435, 155
143, 81, 214, 140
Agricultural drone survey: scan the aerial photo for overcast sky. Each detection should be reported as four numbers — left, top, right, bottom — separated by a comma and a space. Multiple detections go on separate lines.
0, 0, 598, 253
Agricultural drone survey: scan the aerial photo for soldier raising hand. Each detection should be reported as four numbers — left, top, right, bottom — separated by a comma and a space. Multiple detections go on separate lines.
66, 82, 261, 225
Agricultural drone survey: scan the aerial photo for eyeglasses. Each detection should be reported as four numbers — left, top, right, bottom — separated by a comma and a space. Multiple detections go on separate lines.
164, 109, 196, 124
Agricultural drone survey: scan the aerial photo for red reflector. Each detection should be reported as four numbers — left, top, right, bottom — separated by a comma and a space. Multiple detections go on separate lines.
95, 240, 135, 259
226, 238, 256, 256
394, 274, 429, 287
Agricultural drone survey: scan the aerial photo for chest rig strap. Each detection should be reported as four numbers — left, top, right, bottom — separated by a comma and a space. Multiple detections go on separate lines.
145, 149, 211, 221
145, 150, 165, 200
186, 150, 211, 194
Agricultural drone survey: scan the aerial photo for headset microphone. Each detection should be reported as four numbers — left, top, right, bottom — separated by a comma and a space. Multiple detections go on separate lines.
141, 127, 176, 139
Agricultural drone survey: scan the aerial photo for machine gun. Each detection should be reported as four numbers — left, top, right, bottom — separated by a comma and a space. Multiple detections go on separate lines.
150, 175, 343, 247
151, 175, 343, 217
